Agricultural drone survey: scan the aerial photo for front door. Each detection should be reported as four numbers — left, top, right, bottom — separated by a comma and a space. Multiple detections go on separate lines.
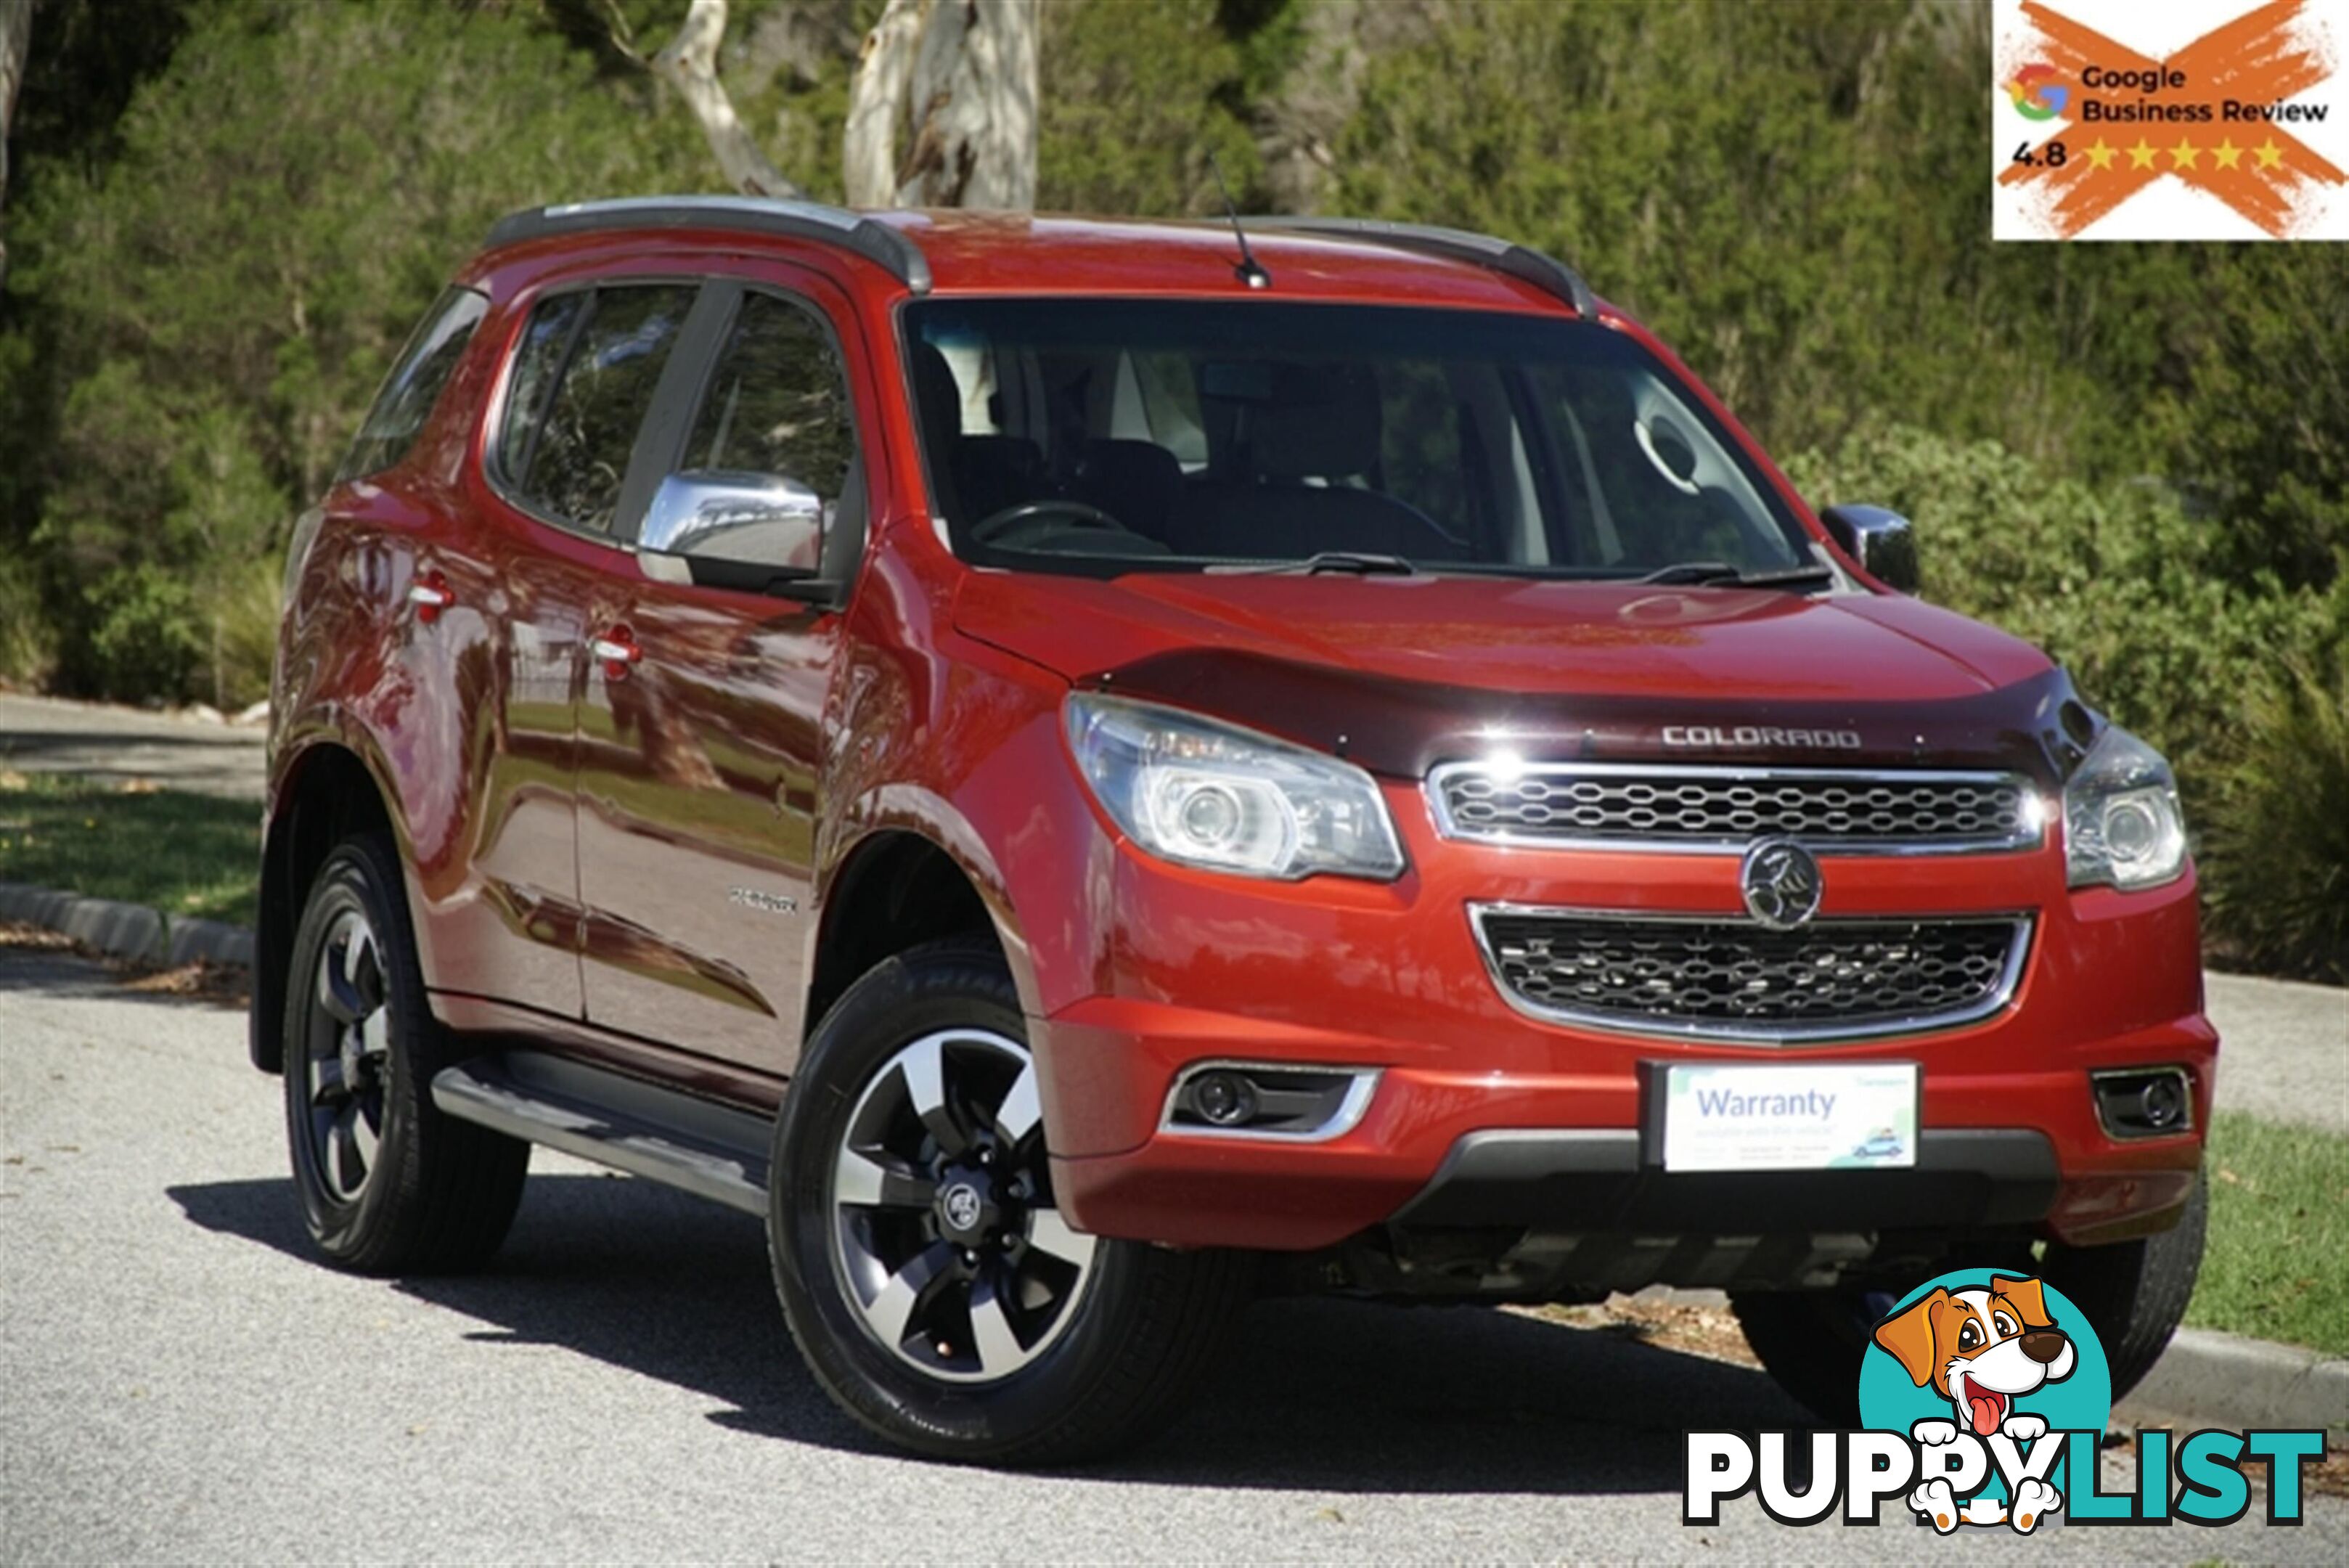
457, 278, 705, 1021
575, 277, 862, 1074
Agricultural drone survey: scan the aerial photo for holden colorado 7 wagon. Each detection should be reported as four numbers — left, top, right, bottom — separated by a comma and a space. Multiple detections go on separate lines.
253, 197, 2212, 1463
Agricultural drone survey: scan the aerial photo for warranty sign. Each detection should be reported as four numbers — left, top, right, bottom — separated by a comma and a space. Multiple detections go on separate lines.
1994, 0, 2349, 239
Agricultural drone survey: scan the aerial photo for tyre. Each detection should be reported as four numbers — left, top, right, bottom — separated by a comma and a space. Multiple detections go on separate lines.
2040, 1172, 2207, 1400
282, 833, 528, 1273
1736, 1178, 2207, 1421
1733, 1286, 1884, 1428
769, 938, 1252, 1466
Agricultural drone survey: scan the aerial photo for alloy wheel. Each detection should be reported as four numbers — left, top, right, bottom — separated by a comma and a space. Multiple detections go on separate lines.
301, 907, 391, 1204
828, 1029, 1098, 1384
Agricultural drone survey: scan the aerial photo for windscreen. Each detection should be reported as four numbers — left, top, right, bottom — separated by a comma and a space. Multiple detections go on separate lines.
902, 299, 1815, 579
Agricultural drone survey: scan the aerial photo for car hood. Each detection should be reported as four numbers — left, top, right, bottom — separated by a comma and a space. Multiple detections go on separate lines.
952, 570, 2079, 780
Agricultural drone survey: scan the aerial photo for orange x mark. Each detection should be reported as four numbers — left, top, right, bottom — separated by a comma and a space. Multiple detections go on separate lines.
2001, 0, 2345, 237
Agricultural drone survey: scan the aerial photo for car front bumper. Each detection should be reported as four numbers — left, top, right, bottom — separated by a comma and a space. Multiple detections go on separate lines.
1037, 830, 2213, 1257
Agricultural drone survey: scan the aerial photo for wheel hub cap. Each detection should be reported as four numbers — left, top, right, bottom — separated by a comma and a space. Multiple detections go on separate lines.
829, 1029, 1098, 1384
935, 1173, 997, 1241
303, 907, 390, 1204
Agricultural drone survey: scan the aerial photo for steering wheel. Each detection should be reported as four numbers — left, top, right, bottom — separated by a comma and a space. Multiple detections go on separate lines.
970, 498, 1124, 545
1370, 491, 1474, 557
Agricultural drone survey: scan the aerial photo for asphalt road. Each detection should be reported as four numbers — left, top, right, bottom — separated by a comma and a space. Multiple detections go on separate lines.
2205, 971, 2349, 1133
0, 694, 266, 800
3, 943, 2342, 1564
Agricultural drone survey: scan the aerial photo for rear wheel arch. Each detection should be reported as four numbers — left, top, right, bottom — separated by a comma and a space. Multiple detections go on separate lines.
252, 740, 401, 1073
803, 828, 1031, 1040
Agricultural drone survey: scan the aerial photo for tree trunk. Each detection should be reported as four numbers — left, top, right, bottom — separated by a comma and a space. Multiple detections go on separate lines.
653, 0, 807, 200
1, 0, 33, 287
846, 0, 1037, 211
843, 0, 926, 208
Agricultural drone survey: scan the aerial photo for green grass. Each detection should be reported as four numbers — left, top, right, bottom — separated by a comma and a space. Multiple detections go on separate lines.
2185, 1112, 2349, 1356
0, 772, 259, 927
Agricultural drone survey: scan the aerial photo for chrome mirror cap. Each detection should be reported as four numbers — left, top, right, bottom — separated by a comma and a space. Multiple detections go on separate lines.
638, 470, 823, 568
1818, 504, 1919, 595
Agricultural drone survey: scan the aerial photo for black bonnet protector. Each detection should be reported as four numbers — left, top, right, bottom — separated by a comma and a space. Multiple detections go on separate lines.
1088, 649, 2096, 785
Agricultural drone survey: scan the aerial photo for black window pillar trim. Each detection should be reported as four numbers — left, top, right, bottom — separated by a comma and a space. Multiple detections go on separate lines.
611, 280, 739, 547
512, 289, 595, 498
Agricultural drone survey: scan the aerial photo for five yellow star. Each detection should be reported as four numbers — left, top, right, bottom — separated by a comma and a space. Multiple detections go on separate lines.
2255, 138, 2285, 169
2126, 138, 2158, 169
2169, 137, 2202, 171
2212, 138, 2243, 169
2083, 139, 2117, 170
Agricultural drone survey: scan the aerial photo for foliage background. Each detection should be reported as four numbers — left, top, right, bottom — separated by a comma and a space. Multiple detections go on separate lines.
2, 0, 2342, 978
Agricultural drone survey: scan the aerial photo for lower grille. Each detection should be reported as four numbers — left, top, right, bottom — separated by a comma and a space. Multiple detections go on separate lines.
1472, 907, 2030, 1043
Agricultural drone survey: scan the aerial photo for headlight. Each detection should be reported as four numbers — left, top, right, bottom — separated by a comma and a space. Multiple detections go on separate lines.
1064, 694, 1404, 881
2064, 724, 2188, 891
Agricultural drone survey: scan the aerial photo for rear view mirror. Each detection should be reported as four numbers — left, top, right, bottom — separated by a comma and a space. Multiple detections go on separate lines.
1819, 504, 1919, 595
637, 470, 838, 603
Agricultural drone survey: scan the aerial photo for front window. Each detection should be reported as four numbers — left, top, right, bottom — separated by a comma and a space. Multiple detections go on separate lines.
902, 299, 1814, 579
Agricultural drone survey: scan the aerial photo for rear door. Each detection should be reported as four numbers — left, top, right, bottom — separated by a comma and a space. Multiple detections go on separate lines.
572, 272, 867, 1074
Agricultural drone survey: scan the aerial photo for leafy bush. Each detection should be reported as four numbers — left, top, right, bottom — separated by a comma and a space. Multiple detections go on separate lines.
1039, 0, 1269, 215
1781, 425, 2327, 791
2202, 653, 2349, 983
5, 0, 711, 706
1786, 424, 2347, 973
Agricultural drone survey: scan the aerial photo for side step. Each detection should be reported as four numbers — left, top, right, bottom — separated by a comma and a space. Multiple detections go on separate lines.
432, 1052, 774, 1217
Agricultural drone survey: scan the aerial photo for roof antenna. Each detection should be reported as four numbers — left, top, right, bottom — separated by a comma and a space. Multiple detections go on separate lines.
1209, 154, 1270, 291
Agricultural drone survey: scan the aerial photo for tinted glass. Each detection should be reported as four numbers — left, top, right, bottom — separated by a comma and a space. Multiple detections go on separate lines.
515, 285, 696, 534
902, 299, 1809, 580
339, 287, 488, 481
685, 293, 854, 500
498, 291, 588, 485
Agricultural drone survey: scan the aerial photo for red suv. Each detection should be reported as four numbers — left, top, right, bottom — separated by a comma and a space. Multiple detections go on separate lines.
253, 199, 2212, 1463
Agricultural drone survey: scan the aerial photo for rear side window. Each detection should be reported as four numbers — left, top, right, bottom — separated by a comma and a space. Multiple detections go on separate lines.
499, 284, 697, 534
338, 286, 488, 481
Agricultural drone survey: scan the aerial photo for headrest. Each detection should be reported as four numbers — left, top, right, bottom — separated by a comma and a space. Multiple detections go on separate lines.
1251, 364, 1382, 481
1077, 438, 1183, 494
910, 340, 963, 442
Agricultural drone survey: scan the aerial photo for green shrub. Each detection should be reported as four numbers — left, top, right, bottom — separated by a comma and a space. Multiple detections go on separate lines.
1781, 424, 2326, 791
0, 554, 54, 687
6, 0, 711, 706
1786, 424, 2346, 977
2202, 652, 2349, 983
1039, 0, 1267, 215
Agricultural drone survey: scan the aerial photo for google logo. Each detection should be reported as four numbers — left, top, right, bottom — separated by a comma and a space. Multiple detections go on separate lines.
2007, 63, 2071, 121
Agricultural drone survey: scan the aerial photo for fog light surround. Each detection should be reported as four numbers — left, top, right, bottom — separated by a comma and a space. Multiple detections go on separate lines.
2091, 1066, 2196, 1140
1164, 1061, 1381, 1141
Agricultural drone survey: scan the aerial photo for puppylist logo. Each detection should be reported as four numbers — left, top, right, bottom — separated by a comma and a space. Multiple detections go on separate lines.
1684, 1267, 2329, 1532
1995, 0, 2349, 239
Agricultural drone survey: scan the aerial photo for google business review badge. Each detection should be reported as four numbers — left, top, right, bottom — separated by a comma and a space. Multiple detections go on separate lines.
1994, 0, 2349, 240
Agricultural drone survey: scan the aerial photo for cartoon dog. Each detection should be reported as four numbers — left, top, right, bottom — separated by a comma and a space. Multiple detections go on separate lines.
1873, 1275, 2075, 1535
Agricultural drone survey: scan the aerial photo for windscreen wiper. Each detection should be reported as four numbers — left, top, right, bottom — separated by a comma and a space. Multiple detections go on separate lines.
1638, 560, 1837, 591
1209, 551, 1421, 577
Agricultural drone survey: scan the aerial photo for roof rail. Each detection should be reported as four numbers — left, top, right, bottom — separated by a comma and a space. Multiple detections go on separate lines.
1246, 216, 1597, 321
483, 196, 932, 295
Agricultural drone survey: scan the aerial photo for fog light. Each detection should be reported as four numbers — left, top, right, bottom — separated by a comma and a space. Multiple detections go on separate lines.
2140, 1075, 2186, 1129
2091, 1067, 2194, 1140
1190, 1071, 1258, 1127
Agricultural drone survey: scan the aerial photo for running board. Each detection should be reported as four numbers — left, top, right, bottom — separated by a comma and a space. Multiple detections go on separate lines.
431, 1052, 773, 1217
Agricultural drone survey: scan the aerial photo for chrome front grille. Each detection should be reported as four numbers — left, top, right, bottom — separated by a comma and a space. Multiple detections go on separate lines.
1471, 907, 2031, 1044
1429, 764, 2040, 854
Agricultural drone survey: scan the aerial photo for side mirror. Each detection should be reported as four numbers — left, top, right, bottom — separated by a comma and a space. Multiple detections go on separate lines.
1819, 504, 1919, 595
637, 471, 838, 602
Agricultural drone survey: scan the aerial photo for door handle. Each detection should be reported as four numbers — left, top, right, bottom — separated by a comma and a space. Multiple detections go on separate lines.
405, 571, 453, 624
590, 626, 641, 681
